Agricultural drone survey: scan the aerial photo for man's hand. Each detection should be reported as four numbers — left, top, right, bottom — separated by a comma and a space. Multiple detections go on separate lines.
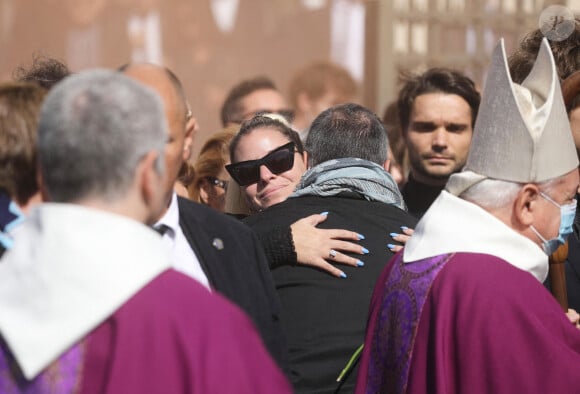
566, 308, 580, 329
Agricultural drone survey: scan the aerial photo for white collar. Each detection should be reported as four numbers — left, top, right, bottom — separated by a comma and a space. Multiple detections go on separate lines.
154, 192, 179, 236
403, 191, 548, 282
0, 204, 170, 379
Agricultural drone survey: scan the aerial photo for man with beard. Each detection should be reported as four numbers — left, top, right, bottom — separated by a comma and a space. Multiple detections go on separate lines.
398, 68, 480, 218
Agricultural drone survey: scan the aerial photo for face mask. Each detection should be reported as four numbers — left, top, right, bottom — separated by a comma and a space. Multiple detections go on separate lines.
530, 192, 577, 255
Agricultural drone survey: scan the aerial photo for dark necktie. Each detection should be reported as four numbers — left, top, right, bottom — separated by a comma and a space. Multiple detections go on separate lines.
154, 224, 171, 236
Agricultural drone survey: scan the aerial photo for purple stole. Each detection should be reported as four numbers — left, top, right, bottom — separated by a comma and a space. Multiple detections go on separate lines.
361, 252, 453, 394
0, 338, 84, 393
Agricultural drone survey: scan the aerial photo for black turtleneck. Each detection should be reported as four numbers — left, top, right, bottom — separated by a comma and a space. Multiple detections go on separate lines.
400, 174, 445, 219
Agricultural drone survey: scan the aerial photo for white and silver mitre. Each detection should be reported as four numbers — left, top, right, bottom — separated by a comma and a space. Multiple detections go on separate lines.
446, 38, 579, 196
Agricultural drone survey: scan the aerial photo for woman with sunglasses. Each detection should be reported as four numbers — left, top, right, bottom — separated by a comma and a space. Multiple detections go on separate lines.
226, 115, 367, 277
227, 119, 307, 211
189, 127, 237, 212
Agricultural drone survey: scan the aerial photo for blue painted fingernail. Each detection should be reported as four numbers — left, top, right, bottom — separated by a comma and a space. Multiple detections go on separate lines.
357, 260, 365, 267
401, 226, 408, 231
340, 272, 347, 279
390, 232, 399, 238
387, 243, 396, 250
362, 247, 369, 254
320, 211, 329, 216
358, 233, 365, 240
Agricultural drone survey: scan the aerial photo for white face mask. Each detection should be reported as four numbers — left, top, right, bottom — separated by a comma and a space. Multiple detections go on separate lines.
530, 192, 577, 255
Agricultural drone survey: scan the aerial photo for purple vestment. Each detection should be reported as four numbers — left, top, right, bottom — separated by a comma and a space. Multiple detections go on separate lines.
356, 252, 580, 393
0, 270, 292, 394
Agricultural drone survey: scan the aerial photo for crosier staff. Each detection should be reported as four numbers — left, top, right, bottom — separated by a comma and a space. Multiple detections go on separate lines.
550, 242, 569, 311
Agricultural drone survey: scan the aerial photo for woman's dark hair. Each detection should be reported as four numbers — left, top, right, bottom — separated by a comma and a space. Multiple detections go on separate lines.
229, 115, 304, 163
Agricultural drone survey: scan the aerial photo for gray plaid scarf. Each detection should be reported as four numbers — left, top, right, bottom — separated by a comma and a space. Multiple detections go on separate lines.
290, 158, 406, 210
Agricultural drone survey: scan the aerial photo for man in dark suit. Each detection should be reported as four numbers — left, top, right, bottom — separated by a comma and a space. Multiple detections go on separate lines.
243, 103, 418, 393
122, 63, 288, 371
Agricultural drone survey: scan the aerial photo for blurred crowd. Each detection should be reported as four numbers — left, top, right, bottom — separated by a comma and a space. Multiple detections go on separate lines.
0, 15, 580, 394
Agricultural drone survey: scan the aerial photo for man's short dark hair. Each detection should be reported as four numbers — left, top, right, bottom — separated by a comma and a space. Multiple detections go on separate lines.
306, 103, 388, 167
13, 54, 70, 90
220, 76, 278, 126
397, 68, 480, 133
509, 18, 580, 84
288, 61, 357, 108
562, 71, 580, 113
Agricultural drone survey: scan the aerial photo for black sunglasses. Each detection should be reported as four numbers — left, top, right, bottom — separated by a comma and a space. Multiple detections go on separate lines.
226, 142, 296, 186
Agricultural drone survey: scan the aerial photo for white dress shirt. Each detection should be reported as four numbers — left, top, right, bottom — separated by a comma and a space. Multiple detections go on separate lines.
154, 193, 211, 290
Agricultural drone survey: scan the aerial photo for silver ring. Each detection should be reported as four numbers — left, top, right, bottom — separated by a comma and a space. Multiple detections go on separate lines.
329, 249, 337, 259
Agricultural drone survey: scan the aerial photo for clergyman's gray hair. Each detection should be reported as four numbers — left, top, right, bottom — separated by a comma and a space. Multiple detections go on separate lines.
305, 103, 388, 167
459, 176, 561, 210
459, 179, 523, 209
38, 69, 167, 203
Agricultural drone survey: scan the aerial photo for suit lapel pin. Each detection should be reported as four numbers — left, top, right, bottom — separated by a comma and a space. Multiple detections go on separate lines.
212, 238, 224, 250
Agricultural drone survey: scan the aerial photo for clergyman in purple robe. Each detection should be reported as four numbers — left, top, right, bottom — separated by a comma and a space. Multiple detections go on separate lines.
356, 38, 580, 393
0, 69, 291, 394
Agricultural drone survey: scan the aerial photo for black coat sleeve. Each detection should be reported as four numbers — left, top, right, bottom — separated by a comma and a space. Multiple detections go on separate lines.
256, 226, 297, 269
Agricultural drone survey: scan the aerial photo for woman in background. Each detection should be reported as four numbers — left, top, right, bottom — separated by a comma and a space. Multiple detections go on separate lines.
187, 126, 237, 212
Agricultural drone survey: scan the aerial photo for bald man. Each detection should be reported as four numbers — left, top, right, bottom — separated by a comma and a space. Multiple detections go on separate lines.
121, 64, 288, 371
